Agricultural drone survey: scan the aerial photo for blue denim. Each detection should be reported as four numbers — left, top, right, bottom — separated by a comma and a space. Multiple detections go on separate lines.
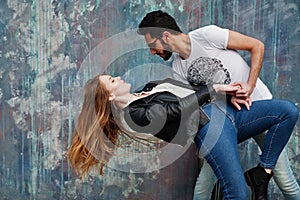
193, 99, 299, 200
193, 149, 300, 200
253, 133, 300, 200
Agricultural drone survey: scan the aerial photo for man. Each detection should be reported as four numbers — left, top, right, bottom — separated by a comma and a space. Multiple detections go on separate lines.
138, 10, 300, 200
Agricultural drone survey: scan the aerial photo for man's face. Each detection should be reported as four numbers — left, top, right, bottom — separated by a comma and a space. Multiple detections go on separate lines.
144, 33, 172, 61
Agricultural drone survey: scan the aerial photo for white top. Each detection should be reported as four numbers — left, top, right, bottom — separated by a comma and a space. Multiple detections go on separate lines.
172, 25, 272, 101
126, 83, 195, 106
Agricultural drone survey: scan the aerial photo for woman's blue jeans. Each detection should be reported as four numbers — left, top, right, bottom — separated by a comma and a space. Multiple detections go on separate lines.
193, 99, 299, 200
193, 145, 300, 200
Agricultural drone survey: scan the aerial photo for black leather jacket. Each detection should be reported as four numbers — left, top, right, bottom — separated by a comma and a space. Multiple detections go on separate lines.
123, 78, 214, 146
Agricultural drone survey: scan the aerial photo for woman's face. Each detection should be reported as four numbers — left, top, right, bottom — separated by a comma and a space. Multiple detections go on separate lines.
99, 75, 131, 100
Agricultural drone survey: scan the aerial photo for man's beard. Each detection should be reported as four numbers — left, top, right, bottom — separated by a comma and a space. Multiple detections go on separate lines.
160, 40, 173, 61
162, 50, 172, 61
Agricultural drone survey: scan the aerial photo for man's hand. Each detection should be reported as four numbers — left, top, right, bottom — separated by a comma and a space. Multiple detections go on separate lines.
212, 83, 253, 110
231, 96, 252, 110
232, 82, 254, 98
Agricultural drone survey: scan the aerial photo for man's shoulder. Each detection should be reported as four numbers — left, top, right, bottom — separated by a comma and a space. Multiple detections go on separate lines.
189, 25, 226, 41
190, 25, 221, 34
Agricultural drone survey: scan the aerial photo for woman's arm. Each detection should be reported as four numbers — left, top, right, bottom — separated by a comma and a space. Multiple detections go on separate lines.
126, 83, 240, 128
124, 84, 212, 134
211, 84, 241, 94
126, 92, 202, 126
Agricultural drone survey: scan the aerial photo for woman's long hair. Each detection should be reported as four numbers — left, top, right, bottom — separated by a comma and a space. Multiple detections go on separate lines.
68, 75, 119, 178
68, 75, 161, 179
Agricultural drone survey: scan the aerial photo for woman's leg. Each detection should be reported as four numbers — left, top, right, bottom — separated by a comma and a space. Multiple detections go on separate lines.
193, 144, 254, 200
253, 134, 300, 199
233, 99, 298, 169
194, 99, 299, 199
227, 99, 299, 199
194, 104, 247, 200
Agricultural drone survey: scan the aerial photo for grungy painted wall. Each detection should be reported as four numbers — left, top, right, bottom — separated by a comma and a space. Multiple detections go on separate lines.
0, 0, 299, 199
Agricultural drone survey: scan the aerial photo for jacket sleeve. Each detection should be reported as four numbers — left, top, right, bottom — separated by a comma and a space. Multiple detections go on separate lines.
124, 85, 212, 134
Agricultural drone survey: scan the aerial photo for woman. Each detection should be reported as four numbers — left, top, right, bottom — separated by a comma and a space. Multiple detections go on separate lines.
68, 75, 298, 200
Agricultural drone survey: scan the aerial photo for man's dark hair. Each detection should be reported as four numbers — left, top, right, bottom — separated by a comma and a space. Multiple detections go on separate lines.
137, 10, 182, 38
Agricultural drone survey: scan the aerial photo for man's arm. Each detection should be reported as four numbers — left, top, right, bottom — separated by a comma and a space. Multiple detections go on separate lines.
227, 30, 264, 97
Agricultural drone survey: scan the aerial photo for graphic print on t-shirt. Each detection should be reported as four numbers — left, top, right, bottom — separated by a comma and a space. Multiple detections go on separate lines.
187, 57, 231, 85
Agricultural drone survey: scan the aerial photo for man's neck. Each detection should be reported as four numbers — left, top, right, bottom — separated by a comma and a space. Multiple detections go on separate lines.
172, 33, 191, 60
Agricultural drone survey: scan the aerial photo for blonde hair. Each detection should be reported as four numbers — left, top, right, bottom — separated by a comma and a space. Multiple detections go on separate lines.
68, 75, 119, 178
68, 75, 160, 179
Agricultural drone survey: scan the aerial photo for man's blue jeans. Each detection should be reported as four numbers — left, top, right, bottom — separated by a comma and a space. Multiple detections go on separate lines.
193, 99, 299, 200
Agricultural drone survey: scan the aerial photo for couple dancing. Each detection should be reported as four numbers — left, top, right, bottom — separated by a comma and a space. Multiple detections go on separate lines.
68, 10, 299, 200
68, 74, 298, 200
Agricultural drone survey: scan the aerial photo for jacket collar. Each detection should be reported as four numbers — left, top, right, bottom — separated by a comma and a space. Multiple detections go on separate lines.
135, 78, 195, 93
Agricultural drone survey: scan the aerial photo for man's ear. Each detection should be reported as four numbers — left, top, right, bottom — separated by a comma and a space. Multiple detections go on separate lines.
162, 31, 171, 43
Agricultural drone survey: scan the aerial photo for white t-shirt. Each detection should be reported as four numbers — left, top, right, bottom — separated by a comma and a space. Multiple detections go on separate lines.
172, 25, 272, 101
126, 83, 195, 106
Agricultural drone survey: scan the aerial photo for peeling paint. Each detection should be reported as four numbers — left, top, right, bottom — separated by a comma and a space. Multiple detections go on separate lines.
0, 0, 299, 199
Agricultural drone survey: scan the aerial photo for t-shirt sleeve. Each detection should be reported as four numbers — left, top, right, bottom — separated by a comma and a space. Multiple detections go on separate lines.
200, 25, 229, 49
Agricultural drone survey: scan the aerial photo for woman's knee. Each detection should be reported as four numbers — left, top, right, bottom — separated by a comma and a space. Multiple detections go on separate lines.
282, 100, 299, 121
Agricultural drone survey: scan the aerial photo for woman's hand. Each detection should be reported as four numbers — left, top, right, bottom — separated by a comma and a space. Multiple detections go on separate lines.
212, 84, 252, 110
212, 84, 241, 95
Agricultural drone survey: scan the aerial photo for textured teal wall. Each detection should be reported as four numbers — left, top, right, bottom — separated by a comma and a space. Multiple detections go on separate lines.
0, 0, 299, 199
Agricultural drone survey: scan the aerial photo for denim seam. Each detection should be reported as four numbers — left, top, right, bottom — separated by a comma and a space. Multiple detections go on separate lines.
213, 102, 236, 125
199, 137, 229, 196
238, 115, 282, 169
237, 115, 281, 129
264, 122, 280, 168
